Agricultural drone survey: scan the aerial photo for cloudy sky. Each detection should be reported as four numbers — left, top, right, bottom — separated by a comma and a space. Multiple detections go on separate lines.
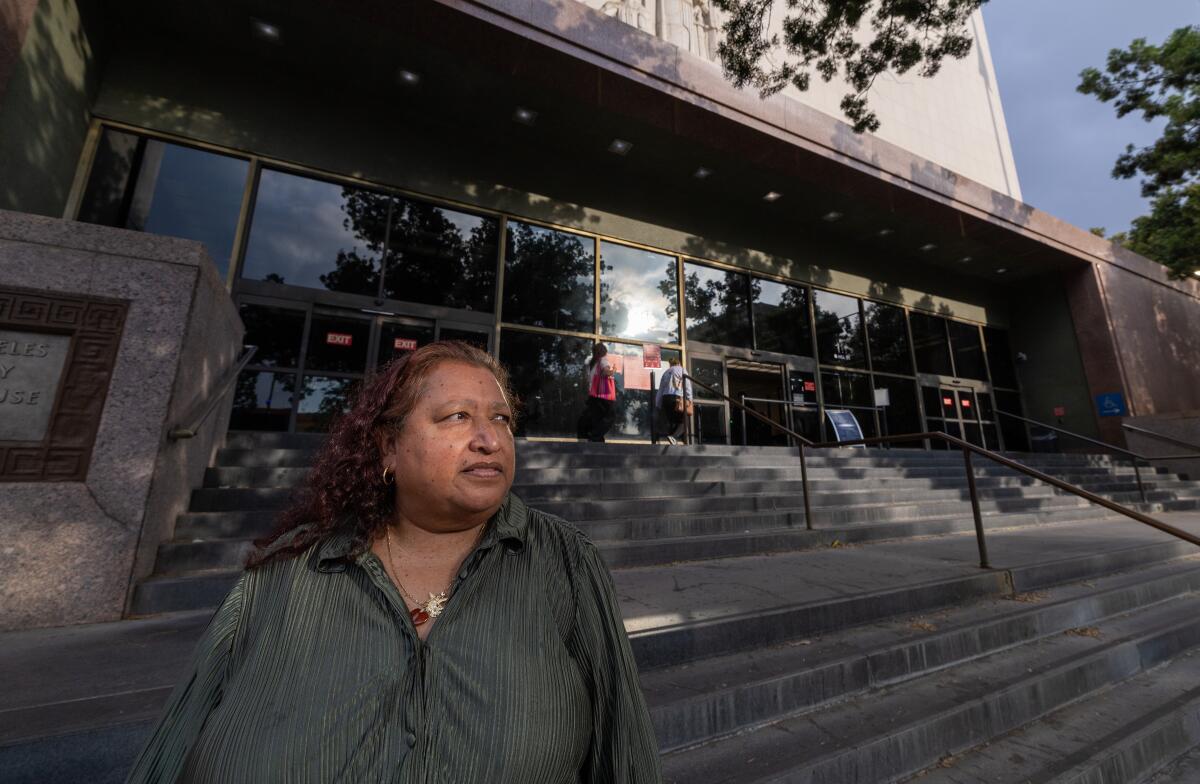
983, 0, 1198, 235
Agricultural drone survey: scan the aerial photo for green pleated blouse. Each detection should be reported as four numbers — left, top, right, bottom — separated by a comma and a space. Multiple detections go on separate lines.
126, 495, 662, 784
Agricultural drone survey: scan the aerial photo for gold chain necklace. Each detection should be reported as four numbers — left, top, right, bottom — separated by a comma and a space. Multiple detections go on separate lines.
384, 524, 485, 627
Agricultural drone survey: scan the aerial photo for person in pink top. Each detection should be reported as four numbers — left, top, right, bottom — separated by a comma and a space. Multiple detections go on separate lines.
577, 342, 617, 442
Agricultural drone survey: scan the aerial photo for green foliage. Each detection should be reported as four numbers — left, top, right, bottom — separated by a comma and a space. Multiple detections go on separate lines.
713, 0, 986, 133
1078, 26, 1200, 278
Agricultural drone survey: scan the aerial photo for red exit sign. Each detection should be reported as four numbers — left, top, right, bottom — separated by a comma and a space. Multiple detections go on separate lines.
393, 338, 418, 351
325, 332, 353, 347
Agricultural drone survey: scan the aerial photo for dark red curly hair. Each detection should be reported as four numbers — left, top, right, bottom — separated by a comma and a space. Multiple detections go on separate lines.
248, 341, 516, 568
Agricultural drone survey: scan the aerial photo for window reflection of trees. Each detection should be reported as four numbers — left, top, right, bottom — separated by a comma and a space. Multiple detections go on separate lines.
681, 263, 752, 347
316, 188, 389, 296
502, 223, 595, 333
864, 302, 913, 375
296, 376, 360, 433
383, 199, 497, 311
814, 292, 866, 368
500, 330, 592, 437
753, 280, 812, 356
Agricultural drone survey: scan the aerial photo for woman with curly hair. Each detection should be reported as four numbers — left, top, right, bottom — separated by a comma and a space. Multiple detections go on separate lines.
126, 341, 661, 784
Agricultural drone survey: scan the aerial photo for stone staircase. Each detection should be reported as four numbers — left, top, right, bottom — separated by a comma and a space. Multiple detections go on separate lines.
131, 433, 1200, 616
10, 434, 1200, 783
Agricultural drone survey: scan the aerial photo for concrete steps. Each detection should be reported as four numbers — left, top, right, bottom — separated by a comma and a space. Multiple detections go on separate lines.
646, 557, 1200, 754
128, 434, 1200, 617
11, 498, 1200, 782
74, 431, 1200, 781
658, 580, 1200, 784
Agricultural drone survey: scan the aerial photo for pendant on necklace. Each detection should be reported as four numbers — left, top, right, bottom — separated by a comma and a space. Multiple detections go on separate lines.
409, 591, 448, 627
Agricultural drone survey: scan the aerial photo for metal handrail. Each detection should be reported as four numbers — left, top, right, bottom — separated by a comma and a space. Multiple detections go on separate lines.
168, 345, 258, 440
1122, 423, 1200, 454
810, 430, 1200, 567
998, 410, 1200, 462
997, 410, 1200, 503
683, 373, 816, 529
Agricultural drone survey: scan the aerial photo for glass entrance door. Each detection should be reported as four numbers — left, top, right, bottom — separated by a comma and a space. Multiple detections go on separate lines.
727, 359, 788, 446
921, 384, 1001, 450
234, 300, 492, 432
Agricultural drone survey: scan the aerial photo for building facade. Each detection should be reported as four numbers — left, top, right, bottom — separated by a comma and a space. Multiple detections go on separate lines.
3, 0, 1200, 454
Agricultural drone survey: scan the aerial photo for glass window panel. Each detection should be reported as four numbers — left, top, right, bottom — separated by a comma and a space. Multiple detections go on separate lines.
813, 290, 866, 368
752, 279, 812, 356
383, 198, 498, 311
689, 358, 724, 398
602, 343, 682, 439
682, 263, 752, 348
78, 130, 248, 281
295, 375, 360, 433
982, 424, 999, 451
376, 321, 435, 369
230, 370, 294, 431
788, 370, 818, 406
694, 402, 728, 445
963, 422, 983, 447
948, 321, 987, 380
498, 329, 593, 438
984, 327, 1019, 389
305, 314, 370, 373
995, 389, 1029, 451
921, 386, 943, 420
909, 313, 954, 376
599, 242, 679, 343
821, 370, 872, 408
242, 169, 386, 295
439, 327, 490, 351
501, 222, 594, 332
77, 128, 141, 227
238, 303, 306, 368
927, 418, 950, 450
958, 390, 979, 420
864, 301, 913, 375
792, 407, 821, 442
978, 392, 995, 421
874, 376, 922, 446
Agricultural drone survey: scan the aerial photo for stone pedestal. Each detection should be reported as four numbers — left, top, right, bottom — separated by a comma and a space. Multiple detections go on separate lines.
0, 210, 243, 631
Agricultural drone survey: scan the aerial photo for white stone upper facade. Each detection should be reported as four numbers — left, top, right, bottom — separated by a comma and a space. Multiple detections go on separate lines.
581, 0, 1022, 199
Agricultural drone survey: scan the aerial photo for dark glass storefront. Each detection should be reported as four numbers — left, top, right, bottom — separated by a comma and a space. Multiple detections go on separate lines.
75, 123, 1029, 447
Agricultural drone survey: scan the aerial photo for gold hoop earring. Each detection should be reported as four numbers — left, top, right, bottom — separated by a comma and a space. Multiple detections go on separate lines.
382, 466, 394, 485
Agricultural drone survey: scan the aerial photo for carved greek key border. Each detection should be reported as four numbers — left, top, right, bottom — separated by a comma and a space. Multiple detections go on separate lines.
0, 286, 128, 482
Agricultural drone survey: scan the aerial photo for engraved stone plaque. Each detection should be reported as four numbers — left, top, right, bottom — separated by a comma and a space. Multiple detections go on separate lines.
0, 330, 71, 441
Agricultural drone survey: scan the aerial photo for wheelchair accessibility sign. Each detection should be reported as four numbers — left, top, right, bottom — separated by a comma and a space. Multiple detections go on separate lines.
1095, 392, 1127, 417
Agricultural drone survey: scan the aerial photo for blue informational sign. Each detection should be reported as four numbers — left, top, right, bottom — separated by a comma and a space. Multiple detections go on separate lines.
825, 409, 865, 448
1095, 392, 1128, 417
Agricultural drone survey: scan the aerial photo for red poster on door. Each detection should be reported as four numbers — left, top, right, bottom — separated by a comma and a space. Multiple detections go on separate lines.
326, 332, 353, 347
803, 380, 816, 392
393, 338, 418, 351
642, 344, 661, 368
1053, 406, 1066, 417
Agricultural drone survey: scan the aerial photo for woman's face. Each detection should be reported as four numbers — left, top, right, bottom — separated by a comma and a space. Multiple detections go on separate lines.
383, 361, 516, 529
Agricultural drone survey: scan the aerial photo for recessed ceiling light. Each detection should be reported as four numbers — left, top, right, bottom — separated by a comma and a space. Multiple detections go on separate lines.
763, 191, 782, 202
1193, 269, 1200, 277
250, 18, 282, 43
608, 138, 632, 155
878, 228, 894, 237
959, 256, 973, 263
995, 267, 1008, 274
513, 107, 537, 125
920, 243, 937, 252
822, 211, 843, 222
398, 69, 421, 86
693, 166, 712, 179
